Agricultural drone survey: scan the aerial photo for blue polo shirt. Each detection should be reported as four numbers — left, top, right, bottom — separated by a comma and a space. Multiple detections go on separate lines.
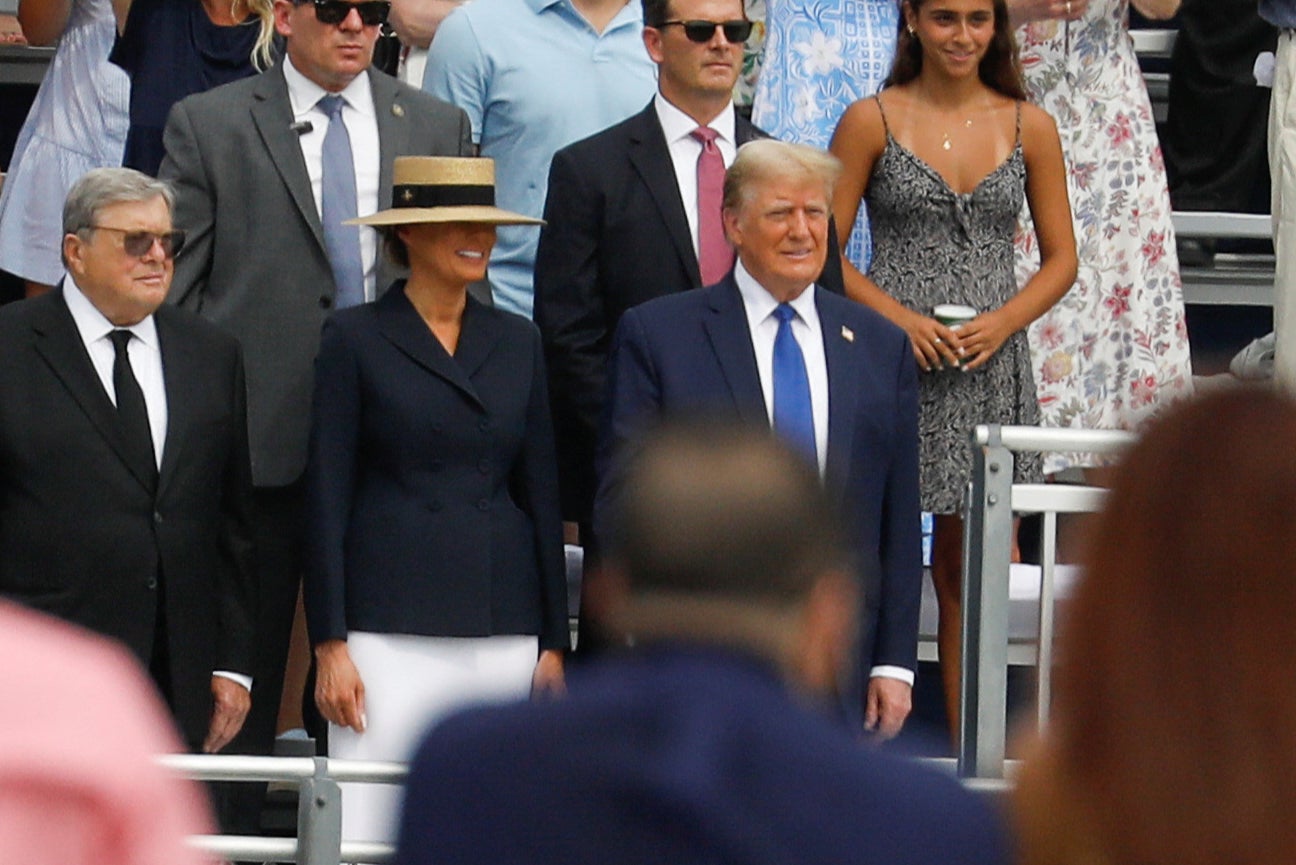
423, 0, 657, 317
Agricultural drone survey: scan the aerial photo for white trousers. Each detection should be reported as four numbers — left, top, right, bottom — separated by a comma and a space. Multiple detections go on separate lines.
1271, 30, 1296, 389
328, 632, 537, 846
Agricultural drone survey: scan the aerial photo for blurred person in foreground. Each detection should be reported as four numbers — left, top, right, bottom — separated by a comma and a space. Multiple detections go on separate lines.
395, 422, 1008, 865
1015, 386, 1296, 865
0, 600, 214, 865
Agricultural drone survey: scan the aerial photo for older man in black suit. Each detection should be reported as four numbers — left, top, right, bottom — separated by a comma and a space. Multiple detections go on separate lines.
0, 168, 255, 754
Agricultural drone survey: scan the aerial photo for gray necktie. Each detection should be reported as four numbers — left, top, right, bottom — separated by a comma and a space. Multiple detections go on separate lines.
318, 95, 365, 309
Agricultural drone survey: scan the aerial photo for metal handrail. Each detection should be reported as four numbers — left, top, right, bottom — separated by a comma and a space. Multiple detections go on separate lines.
959, 424, 1134, 779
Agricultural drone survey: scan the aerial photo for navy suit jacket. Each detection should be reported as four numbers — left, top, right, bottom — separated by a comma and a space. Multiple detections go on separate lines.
594, 277, 922, 674
303, 286, 568, 651
395, 647, 1009, 865
534, 102, 844, 524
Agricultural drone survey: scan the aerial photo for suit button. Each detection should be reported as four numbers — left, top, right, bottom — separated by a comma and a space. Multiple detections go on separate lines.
319, 296, 333, 309
477, 499, 489, 511
153, 511, 164, 524
478, 459, 490, 474
146, 577, 158, 590
478, 419, 491, 432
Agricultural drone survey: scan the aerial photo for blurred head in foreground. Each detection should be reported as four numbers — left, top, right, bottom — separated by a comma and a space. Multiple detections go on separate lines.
1015, 387, 1296, 865
594, 418, 858, 696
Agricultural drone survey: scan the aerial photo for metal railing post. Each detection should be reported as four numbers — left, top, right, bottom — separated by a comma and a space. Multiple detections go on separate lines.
959, 425, 1014, 779
298, 756, 343, 865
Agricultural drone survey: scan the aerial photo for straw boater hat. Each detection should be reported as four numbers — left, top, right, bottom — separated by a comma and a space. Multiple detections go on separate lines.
346, 156, 543, 227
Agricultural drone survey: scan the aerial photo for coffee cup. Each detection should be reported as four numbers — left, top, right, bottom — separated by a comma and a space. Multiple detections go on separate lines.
932, 304, 977, 367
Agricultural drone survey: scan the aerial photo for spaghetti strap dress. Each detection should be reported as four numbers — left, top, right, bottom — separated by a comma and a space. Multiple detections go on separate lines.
866, 97, 1043, 514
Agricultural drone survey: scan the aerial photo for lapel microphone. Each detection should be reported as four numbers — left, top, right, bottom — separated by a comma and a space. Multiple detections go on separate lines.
290, 120, 314, 136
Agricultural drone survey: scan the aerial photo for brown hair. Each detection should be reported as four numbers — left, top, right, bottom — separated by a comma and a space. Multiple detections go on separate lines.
1014, 388, 1296, 865
886, 0, 1026, 101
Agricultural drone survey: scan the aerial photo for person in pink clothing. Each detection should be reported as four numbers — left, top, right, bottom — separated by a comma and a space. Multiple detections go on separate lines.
0, 601, 214, 865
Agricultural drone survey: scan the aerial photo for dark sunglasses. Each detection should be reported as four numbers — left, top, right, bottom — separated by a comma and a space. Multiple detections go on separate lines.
660, 19, 753, 43
90, 226, 186, 259
305, 0, 390, 26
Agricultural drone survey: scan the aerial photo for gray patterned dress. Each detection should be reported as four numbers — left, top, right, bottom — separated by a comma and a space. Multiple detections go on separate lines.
866, 98, 1042, 514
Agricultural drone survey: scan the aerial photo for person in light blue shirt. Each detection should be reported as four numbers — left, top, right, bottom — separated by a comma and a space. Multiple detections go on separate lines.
423, 0, 657, 317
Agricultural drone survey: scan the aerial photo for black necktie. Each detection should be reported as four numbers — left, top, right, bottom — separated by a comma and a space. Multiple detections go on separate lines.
109, 329, 158, 490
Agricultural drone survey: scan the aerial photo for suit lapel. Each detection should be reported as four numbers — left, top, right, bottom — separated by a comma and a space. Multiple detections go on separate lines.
32, 289, 157, 495
701, 278, 767, 425
251, 66, 326, 252
376, 286, 485, 410
627, 105, 702, 287
735, 114, 767, 145
371, 74, 408, 291
154, 308, 196, 498
818, 289, 859, 485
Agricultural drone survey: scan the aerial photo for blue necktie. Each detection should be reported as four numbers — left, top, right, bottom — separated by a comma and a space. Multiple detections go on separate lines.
772, 304, 816, 463
318, 95, 365, 309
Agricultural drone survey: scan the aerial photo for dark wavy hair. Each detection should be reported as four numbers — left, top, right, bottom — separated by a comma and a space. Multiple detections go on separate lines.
885, 0, 1026, 101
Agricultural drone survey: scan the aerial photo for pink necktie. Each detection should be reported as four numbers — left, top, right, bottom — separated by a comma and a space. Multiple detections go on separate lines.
691, 126, 734, 285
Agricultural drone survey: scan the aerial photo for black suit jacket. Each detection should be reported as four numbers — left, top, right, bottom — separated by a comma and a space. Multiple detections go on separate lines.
594, 278, 922, 677
303, 286, 568, 651
0, 288, 255, 749
534, 102, 844, 523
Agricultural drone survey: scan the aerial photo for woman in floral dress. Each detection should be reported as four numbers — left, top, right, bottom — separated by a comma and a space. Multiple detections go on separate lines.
751, 0, 899, 269
1011, 0, 1191, 472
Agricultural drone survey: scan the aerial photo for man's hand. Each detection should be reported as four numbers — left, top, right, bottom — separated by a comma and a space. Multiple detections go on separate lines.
314, 639, 366, 733
864, 677, 913, 741
203, 676, 251, 753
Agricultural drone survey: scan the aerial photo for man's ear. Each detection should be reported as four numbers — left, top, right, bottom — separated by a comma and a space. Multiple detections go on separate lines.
62, 233, 85, 277
642, 25, 665, 64
722, 206, 742, 247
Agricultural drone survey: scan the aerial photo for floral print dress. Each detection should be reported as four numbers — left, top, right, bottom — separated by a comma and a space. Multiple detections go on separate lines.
751, 0, 899, 270
1015, 0, 1193, 472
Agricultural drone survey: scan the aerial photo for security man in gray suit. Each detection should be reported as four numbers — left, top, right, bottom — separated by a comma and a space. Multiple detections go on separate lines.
158, 0, 473, 831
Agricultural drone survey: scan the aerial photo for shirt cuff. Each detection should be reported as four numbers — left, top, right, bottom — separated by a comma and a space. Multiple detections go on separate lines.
213, 670, 253, 692
868, 665, 915, 686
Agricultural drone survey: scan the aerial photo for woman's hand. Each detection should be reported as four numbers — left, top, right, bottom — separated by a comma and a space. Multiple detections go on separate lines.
1006, 0, 1088, 26
899, 308, 965, 373
531, 649, 565, 699
314, 640, 367, 733
954, 308, 1016, 371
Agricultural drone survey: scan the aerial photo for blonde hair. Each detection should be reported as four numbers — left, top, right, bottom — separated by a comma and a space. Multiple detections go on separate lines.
242, 0, 277, 70
722, 140, 843, 214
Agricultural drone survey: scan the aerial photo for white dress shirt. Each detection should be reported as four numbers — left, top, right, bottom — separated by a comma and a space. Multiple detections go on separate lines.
733, 262, 914, 686
283, 56, 382, 301
655, 93, 738, 260
64, 278, 252, 692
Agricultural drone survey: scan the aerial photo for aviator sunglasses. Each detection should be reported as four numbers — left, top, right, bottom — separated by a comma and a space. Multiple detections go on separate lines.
659, 18, 753, 43
305, 0, 391, 26
90, 226, 187, 259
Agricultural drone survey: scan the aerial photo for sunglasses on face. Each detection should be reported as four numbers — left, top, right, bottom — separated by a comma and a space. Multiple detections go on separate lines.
659, 19, 753, 43
90, 226, 187, 259
306, 0, 390, 26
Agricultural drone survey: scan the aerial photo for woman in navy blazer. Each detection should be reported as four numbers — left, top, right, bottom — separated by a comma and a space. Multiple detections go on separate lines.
303, 157, 567, 844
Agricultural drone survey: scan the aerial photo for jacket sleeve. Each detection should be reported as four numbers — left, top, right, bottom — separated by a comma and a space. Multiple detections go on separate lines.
216, 346, 255, 676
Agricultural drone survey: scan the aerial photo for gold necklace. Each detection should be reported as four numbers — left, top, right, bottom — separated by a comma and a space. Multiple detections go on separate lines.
941, 118, 975, 151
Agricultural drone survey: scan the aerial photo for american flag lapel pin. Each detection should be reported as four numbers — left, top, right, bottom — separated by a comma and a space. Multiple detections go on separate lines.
841, 325, 855, 343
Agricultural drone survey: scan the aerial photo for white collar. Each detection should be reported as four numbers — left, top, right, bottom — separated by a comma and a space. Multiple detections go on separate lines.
654, 92, 737, 147
63, 276, 159, 349
733, 258, 816, 324
282, 54, 375, 120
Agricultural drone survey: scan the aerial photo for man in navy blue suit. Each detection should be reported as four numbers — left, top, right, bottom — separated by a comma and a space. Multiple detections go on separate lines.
395, 423, 1004, 865
594, 139, 923, 737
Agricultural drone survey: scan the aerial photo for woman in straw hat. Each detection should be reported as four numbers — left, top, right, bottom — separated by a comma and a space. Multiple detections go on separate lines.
303, 156, 567, 844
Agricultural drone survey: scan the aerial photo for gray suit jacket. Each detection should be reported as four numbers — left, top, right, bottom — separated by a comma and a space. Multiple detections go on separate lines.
160, 64, 473, 486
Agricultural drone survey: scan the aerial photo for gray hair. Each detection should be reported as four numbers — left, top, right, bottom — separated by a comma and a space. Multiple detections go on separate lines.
63, 168, 175, 238
722, 139, 843, 214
